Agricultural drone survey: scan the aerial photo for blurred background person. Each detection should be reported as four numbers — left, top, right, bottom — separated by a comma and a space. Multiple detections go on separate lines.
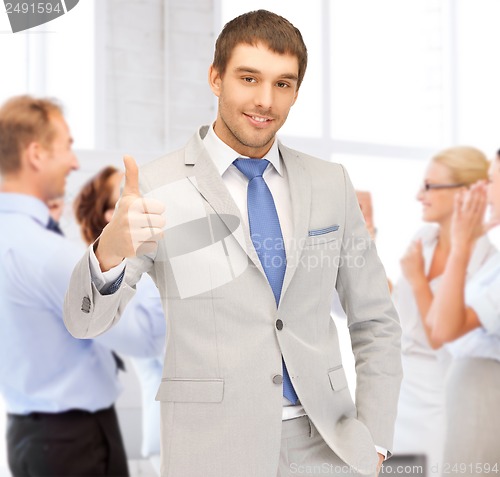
73, 166, 166, 476
355, 190, 393, 292
47, 196, 65, 233
424, 152, 500, 475
0, 95, 129, 477
356, 190, 377, 240
391, 146, 494, 472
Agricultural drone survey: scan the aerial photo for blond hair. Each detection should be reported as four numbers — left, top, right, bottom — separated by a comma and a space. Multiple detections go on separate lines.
432, 146, 489, 186
0, 95, 63, 175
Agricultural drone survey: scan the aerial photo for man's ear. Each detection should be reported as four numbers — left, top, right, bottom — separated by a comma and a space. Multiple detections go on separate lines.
25, 141, 46, 172
208, 64, 222, 97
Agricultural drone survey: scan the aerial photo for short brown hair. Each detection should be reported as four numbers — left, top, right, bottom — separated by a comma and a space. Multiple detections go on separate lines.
0, 95, 63, 175
73, 166, 120, 245
213, 10, 308, 89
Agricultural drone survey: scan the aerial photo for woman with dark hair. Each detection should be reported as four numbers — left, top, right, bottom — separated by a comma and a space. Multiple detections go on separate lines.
74, 166, 165, 475
74, 166, 121, 245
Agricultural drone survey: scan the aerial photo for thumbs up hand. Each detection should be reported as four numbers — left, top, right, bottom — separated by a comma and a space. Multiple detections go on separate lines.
95, 155, 166, 272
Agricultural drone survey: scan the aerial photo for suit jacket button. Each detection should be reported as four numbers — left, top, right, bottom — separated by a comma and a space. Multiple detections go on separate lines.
272, 374, 283, 385
81, 296, 91, 313
276, 319, 283, 330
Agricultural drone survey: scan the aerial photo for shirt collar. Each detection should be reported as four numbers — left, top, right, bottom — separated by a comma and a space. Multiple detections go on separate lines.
203, 123, 282, 177
0, 193, 50, 228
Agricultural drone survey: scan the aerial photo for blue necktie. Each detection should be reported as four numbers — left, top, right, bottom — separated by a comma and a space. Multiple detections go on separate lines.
233, 158, 298, 404
46, 217, 63, 235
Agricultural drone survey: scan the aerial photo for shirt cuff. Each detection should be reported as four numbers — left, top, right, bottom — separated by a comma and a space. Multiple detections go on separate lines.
89, 244, 127, 291
375, 446, 388, 460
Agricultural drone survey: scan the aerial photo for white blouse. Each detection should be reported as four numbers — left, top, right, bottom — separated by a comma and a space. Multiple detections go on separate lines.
393, 224, 497, 361
448, 249, 500, 360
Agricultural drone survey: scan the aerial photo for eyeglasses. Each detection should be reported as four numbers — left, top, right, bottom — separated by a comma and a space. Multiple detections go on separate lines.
420, 183, 466, 192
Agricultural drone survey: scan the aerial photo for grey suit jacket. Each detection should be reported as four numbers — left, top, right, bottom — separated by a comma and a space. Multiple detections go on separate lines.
64, 126, 402, 477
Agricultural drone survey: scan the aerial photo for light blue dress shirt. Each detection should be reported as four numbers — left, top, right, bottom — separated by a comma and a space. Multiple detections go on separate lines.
0, 193, 122, 414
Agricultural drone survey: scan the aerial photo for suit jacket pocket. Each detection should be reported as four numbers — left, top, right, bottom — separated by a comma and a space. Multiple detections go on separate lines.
155, 378, 224, 403
328, 366, 348, 391
305, 229, 339, 247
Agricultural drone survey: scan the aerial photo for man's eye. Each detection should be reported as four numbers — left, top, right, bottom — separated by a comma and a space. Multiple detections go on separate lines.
277, 82, 289, 88
243, 77, 255, 83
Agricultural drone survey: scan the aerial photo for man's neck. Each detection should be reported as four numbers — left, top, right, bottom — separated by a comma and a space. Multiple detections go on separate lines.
0, 177, 44, 202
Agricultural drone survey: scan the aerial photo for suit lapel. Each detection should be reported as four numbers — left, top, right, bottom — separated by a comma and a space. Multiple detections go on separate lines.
279, 143, 312, 302
184, 130, 266, 277
183, 130, 311, 297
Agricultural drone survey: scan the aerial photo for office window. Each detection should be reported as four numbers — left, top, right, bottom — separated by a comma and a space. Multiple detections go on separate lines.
329, 0, 451, 148
0, 0, 97, 149
454, 0, 500, 154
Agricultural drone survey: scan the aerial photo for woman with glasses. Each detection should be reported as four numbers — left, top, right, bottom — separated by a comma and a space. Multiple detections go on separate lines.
74, 166, 166, 476
391, 146, 495, 472
425, 151, 500, 475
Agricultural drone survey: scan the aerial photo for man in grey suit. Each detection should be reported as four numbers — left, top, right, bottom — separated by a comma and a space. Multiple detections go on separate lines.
64, 10, 402, 477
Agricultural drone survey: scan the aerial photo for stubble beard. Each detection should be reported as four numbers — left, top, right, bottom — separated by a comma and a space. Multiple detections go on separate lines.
222, 115, 277, 155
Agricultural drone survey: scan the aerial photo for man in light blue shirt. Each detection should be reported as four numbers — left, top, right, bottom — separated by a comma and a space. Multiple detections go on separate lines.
0, 95, 129, 477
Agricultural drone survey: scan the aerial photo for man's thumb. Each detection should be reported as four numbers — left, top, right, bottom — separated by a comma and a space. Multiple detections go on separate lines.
123, 155, 140, 196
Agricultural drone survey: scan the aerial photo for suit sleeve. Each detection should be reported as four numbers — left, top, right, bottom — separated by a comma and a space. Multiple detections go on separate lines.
63, 247, 154, 339
95, 275, 166, 357
335, 165, 402, 456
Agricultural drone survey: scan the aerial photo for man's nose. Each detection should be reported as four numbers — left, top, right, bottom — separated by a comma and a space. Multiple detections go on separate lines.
254, 83, 273, 110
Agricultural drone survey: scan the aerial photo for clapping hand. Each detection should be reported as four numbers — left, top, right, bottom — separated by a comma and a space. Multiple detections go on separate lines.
450, 181, 488, 254
400, 239, 426, 286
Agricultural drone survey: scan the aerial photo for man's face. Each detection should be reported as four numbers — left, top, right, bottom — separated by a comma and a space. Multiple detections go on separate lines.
40, 113, 79, 200
209, 42, 300, 158
487, 157, 500, 221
